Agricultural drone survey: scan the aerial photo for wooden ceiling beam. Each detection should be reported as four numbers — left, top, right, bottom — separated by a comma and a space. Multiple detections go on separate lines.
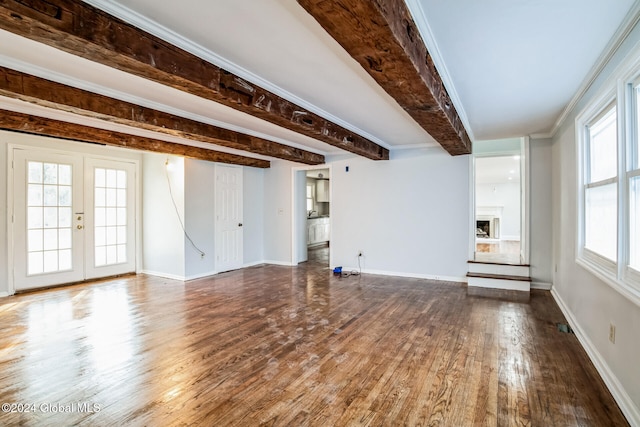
297, 0, 472, 155
0, 66, 323, 165
0, 0, 389, 160
0, 109, 270, 168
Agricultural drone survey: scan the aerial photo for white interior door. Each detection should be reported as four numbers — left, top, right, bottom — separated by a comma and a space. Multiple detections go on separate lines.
215, 165, 243, 272
13, 149, 84, 290
12, 148, 136, 291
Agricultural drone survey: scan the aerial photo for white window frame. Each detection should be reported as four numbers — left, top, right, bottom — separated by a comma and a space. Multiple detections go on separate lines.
624, 76, 640, 286
576, 55, 640, 307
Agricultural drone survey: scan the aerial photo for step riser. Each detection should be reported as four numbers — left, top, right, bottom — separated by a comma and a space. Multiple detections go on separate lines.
468, 263, 530, 276
467, 277, 530, 292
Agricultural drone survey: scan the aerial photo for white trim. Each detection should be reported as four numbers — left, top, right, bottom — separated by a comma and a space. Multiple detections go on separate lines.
403, 0, 475, 143
521, 136, 531, 264
529, 132, 554, 140
82, 0, 391, 151
551, 1, 640, 138
469, 155, 477, 261
263, 260, 296, 267
530, 282, 552, 290
0, 292, 9, 298
184, 271, 218, 281
140, 270, 186, 281
341, 267, 467, 284
551, 288, 640, 426
242, 260, 266, 268
290, 164, 333, 268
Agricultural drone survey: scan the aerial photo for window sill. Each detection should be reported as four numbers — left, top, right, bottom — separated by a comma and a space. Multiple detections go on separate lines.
576, 256, 640, 308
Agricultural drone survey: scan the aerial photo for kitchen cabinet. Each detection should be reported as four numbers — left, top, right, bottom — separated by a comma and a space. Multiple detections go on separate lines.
307, 217, 330, 245
316, 179, 329, 202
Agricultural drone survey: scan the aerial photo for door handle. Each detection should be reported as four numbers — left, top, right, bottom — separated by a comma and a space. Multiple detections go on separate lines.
238, 223, 243, 227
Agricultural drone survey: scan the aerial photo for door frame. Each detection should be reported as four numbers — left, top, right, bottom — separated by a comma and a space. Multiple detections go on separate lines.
7, 142, 141, 295
290, 164, 332, 267
469, 136, 530, 264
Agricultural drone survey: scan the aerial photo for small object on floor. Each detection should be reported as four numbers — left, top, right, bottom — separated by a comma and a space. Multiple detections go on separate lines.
333, 266, 342, 276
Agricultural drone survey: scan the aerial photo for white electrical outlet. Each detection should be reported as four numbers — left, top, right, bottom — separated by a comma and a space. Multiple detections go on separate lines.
609, 323, 616, 344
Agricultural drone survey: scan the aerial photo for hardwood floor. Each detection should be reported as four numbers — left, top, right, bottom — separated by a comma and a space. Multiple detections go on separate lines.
0, 256, 628, 426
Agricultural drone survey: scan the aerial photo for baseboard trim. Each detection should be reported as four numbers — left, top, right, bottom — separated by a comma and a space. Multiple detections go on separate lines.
184, 271, 218, 281
140, 270, 186, 281
551, 288, 640, 426
263, 260, 295, 267
531, 281, 552, 290
0, 292, 9, 298
342, 267, 467, 284
243, 260, 266, 268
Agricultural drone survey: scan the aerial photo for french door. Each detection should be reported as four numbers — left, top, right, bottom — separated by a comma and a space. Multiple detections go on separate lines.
12, 148, 136, 291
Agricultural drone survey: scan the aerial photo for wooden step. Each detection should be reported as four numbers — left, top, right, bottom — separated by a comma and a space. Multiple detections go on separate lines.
467, 260, 530, 277
466, 272, 531, 292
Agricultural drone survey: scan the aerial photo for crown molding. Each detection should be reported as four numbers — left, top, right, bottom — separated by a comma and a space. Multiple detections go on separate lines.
549, 0, 640, 138
83, 0, 391, 151
529, 132, 554, 140
0, 54, 330, 157
403, 0, 476, 143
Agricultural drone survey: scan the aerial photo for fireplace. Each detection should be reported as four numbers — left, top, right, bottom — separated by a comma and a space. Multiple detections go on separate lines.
476, 206, 502, 239
476, 220, 490, 238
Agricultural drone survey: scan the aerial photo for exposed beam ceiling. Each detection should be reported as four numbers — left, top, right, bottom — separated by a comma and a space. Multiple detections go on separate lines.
0, 66, 323, 165
0, 109, 270, 168
298, 0, 472, 155
0, 0, 389, 161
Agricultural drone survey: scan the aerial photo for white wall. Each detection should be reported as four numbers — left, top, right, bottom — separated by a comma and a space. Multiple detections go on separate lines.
142, 153, 186, 278
243, 167, 265, 266
476, 182, 520, 239
551, 23, 640, 423
329, 148, 469, 280
184, 158, 216, 279
529, 138, 552, 285
263, 160, 296, 264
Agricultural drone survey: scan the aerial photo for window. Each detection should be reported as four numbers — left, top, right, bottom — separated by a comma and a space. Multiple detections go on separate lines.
306, 183, 314, 213
577, 66, 640, 302
584, 105, 617, 262
627, 81, 640, 274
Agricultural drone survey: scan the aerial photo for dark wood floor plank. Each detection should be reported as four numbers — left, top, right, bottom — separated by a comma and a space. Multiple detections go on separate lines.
0, 249, 630, 426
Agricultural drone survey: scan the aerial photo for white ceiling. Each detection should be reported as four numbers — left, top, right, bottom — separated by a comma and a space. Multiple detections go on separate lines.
0, 0, 638, 160
476, 156, 521, 185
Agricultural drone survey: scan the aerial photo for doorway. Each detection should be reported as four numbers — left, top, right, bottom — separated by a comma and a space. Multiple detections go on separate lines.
473, 137, 529, 265
292, 166, 331, 267
10, 146, 137, 291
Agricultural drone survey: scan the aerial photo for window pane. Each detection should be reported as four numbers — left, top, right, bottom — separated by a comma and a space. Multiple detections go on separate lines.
28, 184, 43, 206
585, 183, 617, 261
631, 176, 640, 271
58, 164, 71, 186
589, 107, 617, 183
28, 229, 43, 252
28, 162, 42, 184
43, 163, 58, 184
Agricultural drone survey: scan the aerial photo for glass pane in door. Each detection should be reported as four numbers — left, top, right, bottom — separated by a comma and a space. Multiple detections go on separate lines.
26, 162, 73, 275
94, 168, 128, 267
